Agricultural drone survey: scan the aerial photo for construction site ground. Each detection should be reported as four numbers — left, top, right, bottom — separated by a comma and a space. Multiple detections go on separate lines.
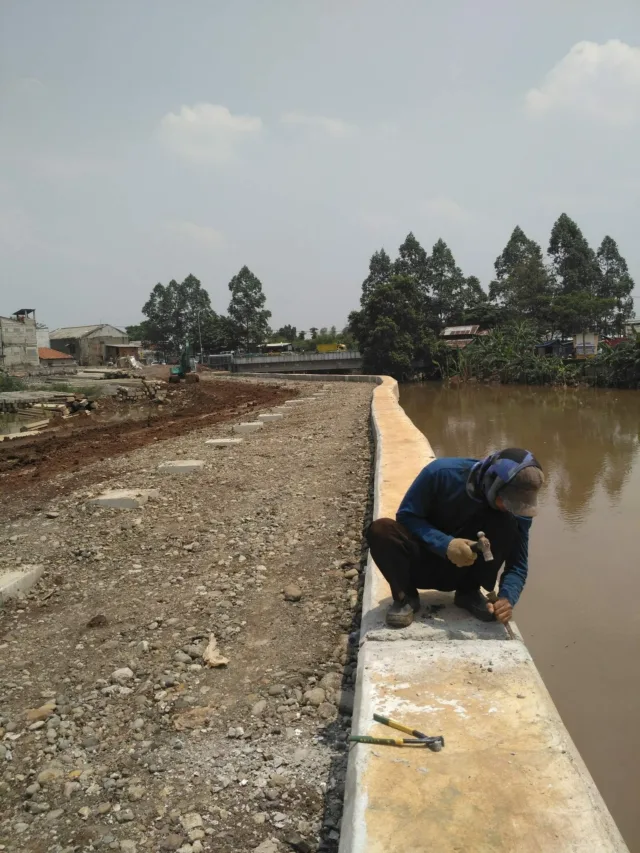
0, 377, 372, 853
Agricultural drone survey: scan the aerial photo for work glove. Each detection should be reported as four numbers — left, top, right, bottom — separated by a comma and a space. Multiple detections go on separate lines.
446, 538, 477, 568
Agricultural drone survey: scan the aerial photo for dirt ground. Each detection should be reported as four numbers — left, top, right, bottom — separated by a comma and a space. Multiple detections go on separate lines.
0, 378, 373, 853
0, 378, 292, 519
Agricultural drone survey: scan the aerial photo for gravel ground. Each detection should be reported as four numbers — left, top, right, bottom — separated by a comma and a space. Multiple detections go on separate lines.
0, 379, 373, 853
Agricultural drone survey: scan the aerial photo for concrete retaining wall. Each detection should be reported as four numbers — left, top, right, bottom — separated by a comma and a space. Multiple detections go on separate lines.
342, 376, 628, 853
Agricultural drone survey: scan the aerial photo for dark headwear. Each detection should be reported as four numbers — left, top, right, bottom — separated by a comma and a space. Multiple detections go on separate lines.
468, 448, 544, 517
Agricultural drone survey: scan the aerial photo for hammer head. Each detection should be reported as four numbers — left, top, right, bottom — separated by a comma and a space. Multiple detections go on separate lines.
475, 531, 494, 562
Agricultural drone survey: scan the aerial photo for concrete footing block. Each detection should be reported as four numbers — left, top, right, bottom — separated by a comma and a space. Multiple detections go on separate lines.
233, 422, 264, 434
158, 460, 205, 473
0, 564, 45, 603
205, 438, 243, 446
257, 413, 283, 422
87, 489, 159, 509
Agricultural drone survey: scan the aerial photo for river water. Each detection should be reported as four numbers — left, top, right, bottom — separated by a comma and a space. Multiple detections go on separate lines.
400, 381, 640, 851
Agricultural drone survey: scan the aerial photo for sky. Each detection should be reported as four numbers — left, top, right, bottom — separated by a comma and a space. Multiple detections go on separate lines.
1, 0, 640, 333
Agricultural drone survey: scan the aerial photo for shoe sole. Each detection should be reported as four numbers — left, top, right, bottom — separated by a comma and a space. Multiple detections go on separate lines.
386, 613, 414, 628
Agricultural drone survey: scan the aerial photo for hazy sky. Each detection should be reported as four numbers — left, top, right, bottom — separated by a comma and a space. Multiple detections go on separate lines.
1, 0, 639, 332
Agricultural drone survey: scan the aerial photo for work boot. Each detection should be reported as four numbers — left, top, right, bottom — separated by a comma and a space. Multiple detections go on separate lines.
454, 589, 496, 623
386, 593, 420, 629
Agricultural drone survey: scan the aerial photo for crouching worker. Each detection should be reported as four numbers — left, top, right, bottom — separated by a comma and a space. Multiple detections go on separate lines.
366, 448, 544, 628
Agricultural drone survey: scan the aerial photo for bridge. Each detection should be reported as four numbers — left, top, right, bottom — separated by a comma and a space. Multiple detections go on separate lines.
228, 349, 364, 374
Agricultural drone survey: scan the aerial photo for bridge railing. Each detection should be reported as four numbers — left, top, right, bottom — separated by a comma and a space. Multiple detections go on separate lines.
231, 350, 361, 366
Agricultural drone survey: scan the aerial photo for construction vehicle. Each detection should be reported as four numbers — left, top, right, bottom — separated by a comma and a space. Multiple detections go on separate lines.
168, 347, 199, 383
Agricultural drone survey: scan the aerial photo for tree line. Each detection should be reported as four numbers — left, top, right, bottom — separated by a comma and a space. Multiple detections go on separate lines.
348, 212, 636, 380
127, 269, 353, 355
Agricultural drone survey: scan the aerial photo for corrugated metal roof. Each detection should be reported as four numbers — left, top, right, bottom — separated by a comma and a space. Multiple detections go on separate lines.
50, 324, 104, 338
50, 324, 125, 339
441, 325, 480, 337
38, 347, 73, 360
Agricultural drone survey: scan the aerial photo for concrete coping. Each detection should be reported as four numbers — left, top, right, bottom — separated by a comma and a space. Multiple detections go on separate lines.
157, 460, 205, 473
257, 413, 283, 422
205, 438, 243, 446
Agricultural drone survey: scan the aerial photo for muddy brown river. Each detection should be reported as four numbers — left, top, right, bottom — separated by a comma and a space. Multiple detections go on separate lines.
400, 382, 640, 851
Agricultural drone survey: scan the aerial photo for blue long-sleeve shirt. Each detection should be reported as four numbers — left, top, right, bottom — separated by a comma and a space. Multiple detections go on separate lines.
396, 457, 531, 606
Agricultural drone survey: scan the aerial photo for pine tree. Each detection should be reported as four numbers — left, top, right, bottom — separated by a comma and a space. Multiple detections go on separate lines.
548, 214, 601, 296
490, 227, 554, 327
227, 266, 271, 350
393, 232, 429, 297
426, 239, 469, 326
596, 236, 635, 335
360, 249, 393, 305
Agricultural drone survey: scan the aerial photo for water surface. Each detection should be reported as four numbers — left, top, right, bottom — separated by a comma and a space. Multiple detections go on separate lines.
400, 382, 640, 851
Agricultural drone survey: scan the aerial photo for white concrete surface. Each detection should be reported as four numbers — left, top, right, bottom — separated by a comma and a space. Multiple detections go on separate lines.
233, 422, 264, 434
157, 460, 205, 473
342, 640, 627, 853
0, 564, 45, 603
205, 438, 243, 446
87, 489, 159, 509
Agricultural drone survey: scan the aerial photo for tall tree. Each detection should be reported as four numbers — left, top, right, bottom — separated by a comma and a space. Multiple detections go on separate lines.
548, 214, 601, 296
490, 226, 554, 327
275, 325, 297, 341
596, 236, 635, 335
393, 232, 429, 296
360, 248, 393, 305
227, 266, 271, 350
349, 275, 425, 379
142, 274, 213, 353
425, 239, 469, 327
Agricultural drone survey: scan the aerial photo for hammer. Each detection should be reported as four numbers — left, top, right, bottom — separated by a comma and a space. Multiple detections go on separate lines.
471, 531, 516, 641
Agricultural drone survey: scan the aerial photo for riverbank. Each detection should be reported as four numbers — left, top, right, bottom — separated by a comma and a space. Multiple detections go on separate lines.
340, 377, 628, 853
0, 379, 372, 853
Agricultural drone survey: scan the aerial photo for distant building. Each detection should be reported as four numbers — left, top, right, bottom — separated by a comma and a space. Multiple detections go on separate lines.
36, 325, 50, 349
38, 347, 75, 368
625, 318, 640, 338
573, 332, 599, 358
49, 324, 128, 366
440, 325, 487, 349
0, 309, 39, 369
535, 339, 574, 358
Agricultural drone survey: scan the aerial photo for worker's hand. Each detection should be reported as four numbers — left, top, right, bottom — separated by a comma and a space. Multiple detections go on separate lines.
488, 597, 513, 624
446, 538, 477, 568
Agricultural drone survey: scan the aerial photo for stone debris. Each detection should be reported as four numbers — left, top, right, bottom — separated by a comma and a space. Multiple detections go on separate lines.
0, 378, 371, 853
202, 633, 229, 667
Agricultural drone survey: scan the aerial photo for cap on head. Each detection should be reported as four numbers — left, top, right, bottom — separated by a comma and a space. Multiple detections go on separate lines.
479, 448, 544, 517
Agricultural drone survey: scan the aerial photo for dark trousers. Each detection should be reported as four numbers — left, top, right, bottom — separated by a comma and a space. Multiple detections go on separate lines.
366, 510, 518, 603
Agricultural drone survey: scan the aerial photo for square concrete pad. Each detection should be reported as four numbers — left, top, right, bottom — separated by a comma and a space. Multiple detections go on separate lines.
88, 489, 159, 509
157, 460, 205, 473
342, 640, 625, 853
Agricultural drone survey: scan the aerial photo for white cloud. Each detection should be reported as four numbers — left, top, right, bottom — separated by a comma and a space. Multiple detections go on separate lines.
419, 196, 470, 223
166, 220, 226, 248
525, 40, 640, 125
281, 112, 356, 138
158, 103, 262, 164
